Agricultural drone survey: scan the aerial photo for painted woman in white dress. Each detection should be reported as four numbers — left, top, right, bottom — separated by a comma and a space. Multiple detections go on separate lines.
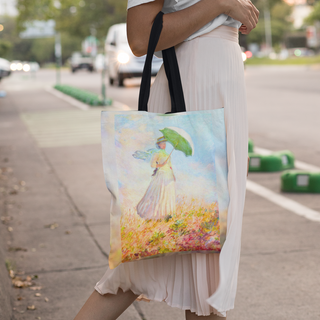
136, 136, 176, 220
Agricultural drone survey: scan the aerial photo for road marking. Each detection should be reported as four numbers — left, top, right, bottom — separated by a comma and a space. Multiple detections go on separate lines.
248, 146, 320, 222
255, 147, 320, 172
21, 109, 102, 148
246, 180, 320, 222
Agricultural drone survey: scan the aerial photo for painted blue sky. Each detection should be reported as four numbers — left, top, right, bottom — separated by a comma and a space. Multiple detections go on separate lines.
107, 110, 229, 211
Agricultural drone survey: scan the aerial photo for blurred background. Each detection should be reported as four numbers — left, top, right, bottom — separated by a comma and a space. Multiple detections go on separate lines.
1, 1, 320, 320
1, 0, 320, 72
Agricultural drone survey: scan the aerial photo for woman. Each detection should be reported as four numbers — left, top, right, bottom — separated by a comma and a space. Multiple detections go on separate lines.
74, 0, 258, 319
136, 137, 176, 220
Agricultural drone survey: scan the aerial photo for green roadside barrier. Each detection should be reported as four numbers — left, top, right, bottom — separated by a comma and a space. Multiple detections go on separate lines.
54, 84, 112, 106
248, 138, 254, 153
281, 171, 320, 193
249, 150, 295, 172
249, 153, 282, 172
272, 150, 295, 170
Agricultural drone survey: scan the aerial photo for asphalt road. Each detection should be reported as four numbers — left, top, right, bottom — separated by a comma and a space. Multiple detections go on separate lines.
1, 66, 319, 320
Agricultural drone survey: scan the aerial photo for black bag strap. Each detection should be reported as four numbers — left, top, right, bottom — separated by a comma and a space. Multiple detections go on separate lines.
138, 11, 186, 113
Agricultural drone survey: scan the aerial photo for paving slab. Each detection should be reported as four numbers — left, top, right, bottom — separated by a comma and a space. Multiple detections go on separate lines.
135, 300, 185, 320
10, 267, 141, 320
43, 145, 110, 226
89, 223, 111, 256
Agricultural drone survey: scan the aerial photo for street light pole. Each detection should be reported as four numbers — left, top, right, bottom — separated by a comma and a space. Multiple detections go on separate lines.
55, 32, 62, 85
101, 52, 107, 105
101, 41, 112, 106
264, 0, 273, 54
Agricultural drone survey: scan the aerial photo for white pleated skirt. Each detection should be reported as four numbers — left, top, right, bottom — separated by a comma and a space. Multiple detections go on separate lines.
95, 25, 248, 317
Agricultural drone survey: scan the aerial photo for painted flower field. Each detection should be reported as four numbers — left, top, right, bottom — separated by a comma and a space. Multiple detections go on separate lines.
120, 196, 221, 263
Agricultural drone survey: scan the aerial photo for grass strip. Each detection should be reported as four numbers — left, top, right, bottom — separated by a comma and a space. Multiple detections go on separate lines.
245, 55, 320, 65
54, 84, 112, 106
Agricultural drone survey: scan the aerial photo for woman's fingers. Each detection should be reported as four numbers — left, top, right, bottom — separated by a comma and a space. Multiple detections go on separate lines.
252, 5, 259, 25
248, 1, 259, 24
226, 0, 259, 34
247, 3, 258, 30
248, 11, 257, 31
243, 5, 259, 33
253, 3, 260, 23
240, 9, 252, 31
243, 16, 254, 33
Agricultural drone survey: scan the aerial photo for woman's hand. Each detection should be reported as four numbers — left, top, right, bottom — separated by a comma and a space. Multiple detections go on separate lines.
220, 0, 259, 35
156, 159, 167, 168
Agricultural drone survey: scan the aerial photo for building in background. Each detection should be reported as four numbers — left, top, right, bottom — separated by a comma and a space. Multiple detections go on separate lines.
0, 0, 18, 16
284, 0, 313, 29
282, 0, 320, 53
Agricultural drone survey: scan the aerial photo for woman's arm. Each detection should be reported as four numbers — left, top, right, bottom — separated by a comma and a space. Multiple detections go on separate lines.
127, 0, 259, 57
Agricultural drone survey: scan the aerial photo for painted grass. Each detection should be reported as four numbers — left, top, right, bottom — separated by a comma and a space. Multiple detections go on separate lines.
120, 196, 221, 263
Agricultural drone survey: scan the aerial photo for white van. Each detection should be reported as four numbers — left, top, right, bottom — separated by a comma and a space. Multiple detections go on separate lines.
105, 23, 162, 87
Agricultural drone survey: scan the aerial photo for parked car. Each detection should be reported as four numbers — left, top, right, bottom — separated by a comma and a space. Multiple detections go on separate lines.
70, 52, 94, 73
10, 61, 40, 73
105, 23, 162, 87
0, 58, 11, 80
10, 60, 23, 71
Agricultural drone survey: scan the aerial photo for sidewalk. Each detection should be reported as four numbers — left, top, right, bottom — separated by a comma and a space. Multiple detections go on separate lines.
0, 87, 183, 320
1, 79, 320, 320
0, 89, 113, 319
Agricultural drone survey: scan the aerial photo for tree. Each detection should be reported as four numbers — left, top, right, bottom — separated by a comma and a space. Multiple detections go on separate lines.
307, 0, 320, 5
0, 15, 80, 64
246, 0, 294, 46
0, 40, 12, 58
304, 1, 320, 24
16, 0, 127, 41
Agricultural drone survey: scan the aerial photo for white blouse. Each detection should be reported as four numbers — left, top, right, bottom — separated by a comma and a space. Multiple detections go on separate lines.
127, 0, 242, 42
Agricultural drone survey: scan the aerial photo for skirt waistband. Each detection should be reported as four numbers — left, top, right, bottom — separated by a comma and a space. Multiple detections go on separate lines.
197, 25, 239, 43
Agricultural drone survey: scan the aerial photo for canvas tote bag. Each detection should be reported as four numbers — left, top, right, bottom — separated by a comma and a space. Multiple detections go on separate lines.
101, 11, 230, 269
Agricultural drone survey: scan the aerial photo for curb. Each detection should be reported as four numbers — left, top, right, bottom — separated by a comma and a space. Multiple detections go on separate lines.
45, 86, 131, 111
0, 228, 13, 320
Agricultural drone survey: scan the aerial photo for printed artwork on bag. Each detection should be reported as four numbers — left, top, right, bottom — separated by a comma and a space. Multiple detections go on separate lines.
101, 110, 229, 267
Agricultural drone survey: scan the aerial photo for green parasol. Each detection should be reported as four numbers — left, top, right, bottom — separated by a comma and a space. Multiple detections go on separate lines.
159, 127, 194, 157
